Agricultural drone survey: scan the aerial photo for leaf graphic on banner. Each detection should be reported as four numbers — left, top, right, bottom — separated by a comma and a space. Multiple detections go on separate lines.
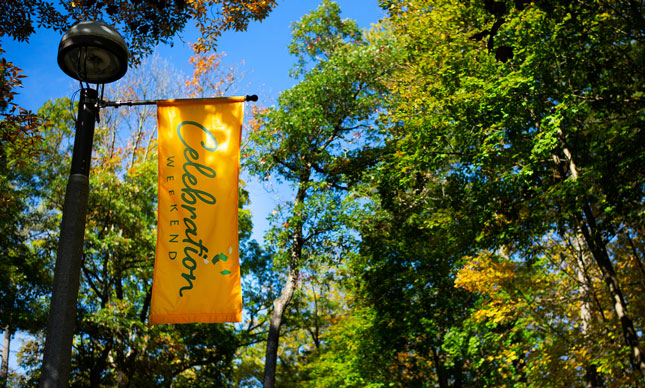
212, 253, 229, 264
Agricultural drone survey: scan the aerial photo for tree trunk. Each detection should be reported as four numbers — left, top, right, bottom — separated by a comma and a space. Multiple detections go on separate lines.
262, 174, 309, 388
0, 326, 10, 387
88, 342, 112, 387
553, 140, 644, 378
572, 235, 605, 388
577, 207, 645, 378
262, 266, 300, 388
430, 347, 448, 388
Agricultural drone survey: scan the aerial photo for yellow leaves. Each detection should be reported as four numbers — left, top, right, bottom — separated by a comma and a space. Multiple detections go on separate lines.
186, 50, 225, 97
486, 348, 518, 364
455, 252, 517, 295
473, 299, 517, 323
455, 253, 530, 325
247, 105, 268, 134
596, 12, 612, 22
504, 351, 518, 362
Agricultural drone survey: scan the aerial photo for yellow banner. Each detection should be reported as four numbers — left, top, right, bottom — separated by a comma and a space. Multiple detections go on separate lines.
150, 97, 244, 324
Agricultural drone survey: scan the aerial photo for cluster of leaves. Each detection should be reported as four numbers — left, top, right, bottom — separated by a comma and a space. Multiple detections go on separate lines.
186, 49, 242, 98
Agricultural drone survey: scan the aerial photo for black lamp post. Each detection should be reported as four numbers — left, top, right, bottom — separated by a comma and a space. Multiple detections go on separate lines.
39, 21, 128, 388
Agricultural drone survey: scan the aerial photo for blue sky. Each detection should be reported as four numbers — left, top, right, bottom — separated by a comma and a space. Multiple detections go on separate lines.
1, 0, 386, 369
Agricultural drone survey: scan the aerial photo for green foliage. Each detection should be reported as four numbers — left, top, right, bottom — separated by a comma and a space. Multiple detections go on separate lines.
0, 97, 73, 337
245, 0, 396, 275
303, 308, 385, 388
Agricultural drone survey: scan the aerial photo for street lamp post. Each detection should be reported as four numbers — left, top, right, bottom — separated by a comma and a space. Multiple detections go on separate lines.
39, 21, 128, 388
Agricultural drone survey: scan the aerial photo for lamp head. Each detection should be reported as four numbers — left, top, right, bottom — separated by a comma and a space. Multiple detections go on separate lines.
58, 21, 129, 84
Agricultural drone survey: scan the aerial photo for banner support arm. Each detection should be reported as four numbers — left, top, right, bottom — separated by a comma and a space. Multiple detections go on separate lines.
100, 94, 258, 108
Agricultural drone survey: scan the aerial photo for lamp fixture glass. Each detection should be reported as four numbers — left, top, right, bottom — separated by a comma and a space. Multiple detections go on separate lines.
58, 21, 129, 84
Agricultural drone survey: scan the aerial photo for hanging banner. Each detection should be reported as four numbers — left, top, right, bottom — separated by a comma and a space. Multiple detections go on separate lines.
150, 97, 244, 324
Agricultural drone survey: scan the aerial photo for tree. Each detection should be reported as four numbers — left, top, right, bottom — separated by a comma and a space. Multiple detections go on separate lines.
326, 162, 480, 387
244, 1, 396, 386
301, 306, 384, 388
378, 0, 644, 382
0, 46, 40, 162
